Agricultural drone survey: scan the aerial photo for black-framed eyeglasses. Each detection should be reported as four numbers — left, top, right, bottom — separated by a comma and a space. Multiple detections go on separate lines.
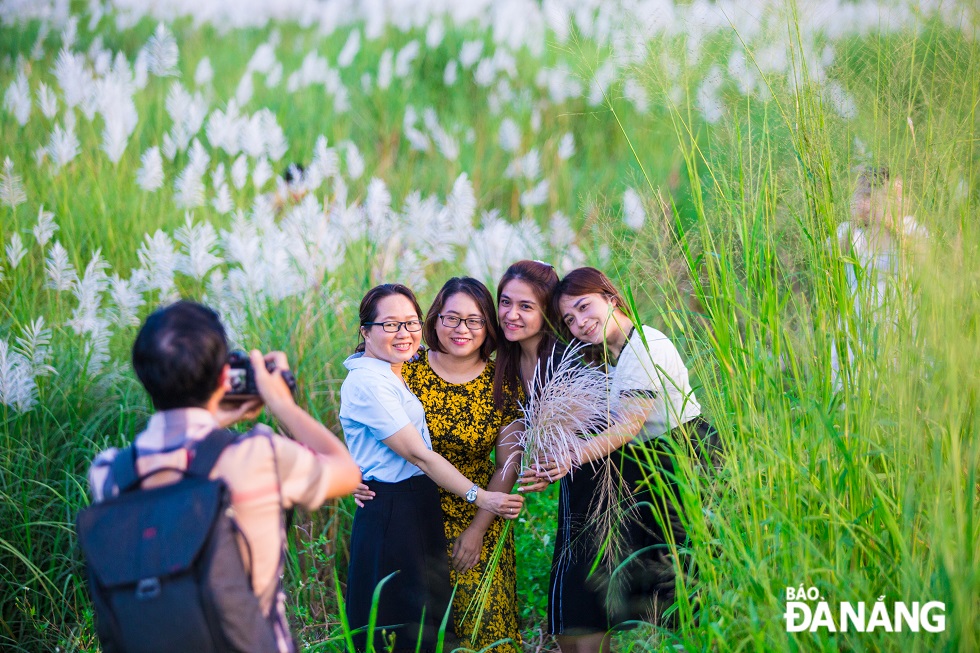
438, 314, 486, 330
363, 320, 423, 333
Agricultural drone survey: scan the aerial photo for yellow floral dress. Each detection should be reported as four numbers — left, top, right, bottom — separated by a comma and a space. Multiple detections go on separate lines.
403, 353, 522, 653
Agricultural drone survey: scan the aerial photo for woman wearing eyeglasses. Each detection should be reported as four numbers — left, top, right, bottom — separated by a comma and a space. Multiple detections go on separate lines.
351, 278, 525, 652
340, 283, 524, 653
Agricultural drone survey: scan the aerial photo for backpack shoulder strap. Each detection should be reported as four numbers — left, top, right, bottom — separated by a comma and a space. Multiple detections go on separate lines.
108, 445, 140, 495
187, 428, 241, 477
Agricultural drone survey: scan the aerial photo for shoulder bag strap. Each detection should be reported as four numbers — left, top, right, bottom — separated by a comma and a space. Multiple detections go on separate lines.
107, 445, 139, 495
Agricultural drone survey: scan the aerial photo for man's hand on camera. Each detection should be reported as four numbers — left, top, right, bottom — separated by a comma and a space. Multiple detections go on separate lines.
250, 349, 295, 416
216, 397, 263, 427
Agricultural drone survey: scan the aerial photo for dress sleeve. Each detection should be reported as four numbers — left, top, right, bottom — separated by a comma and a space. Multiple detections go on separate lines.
345, 375, 413, 440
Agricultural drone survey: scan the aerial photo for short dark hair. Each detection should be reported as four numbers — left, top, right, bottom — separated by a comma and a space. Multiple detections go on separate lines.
423, 277, 498, 361
132, 301, 228, 410
355, 283, 424, 353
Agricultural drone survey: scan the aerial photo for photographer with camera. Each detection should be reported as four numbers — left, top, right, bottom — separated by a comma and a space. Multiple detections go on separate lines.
82, 300, 361, 653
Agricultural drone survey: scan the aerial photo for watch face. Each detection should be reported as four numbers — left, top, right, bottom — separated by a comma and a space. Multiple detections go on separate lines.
466, 487, 478, 502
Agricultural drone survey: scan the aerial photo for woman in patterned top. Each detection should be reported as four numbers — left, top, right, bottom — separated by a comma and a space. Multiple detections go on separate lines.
354, 277, 525, 652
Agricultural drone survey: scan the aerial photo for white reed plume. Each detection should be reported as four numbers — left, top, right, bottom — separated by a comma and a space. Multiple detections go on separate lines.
506, 148, 540, 180
446, 172, 477, 226
136, 146, 164, 191
365, 177, 393, 233
68, 249, 110, 335
206, 100, 243, 155
36, 82, 58, 119
137, 230, 178, 297
377, 48, 393, 90
252, 157, 272, 190
175, 213, 221, 279
459, 40, 483, 69
54, 48, 91, 110
517, 342, 612, 475
695, 64, 725, 124
33, 205, 58, 247
394, 40, 420, 79
464, 210, 543, 284
144, 23, 179, 77
422, 107, 459, 161
166, 82, 208, 155
623, 187, 647, 231
4, 68, 32, 126
83, 325, 113, 378
0, 339, 38, 413
230, 154, 248, 189
557, 132, 575, 160
337, 29, 361, 68
97, 73, 138, 163
47, 115, 80, 171
14, 316, 55, 379
109, 273, 144, 327
498, 117, 521, 152
259, 109, 287, 161
45, 241, 77, 291
443, 60, 458, 86
6, 233, 26, 269
623, 76, 651, 113
310, 135, 339, 185
344, 141, 364, 180
194, 57, 213, 86
520, 179, 549, 208
235, 71, 253, 106
403, 106, 431, 152
1, 157, 27, 208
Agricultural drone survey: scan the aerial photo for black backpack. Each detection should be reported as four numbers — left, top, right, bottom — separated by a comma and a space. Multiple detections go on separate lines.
76, 429, 279, 653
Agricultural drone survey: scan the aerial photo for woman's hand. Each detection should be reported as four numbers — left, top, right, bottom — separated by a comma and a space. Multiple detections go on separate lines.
451, 525, 486, 572
517, 456, 572, 493
351, 482, 375, 508
476, 490, 524, 519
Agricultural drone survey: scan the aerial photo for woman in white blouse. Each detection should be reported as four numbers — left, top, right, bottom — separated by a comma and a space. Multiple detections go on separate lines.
340, 283, 523, 653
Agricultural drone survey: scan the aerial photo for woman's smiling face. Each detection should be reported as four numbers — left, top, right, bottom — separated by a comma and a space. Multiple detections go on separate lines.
557, 292, 616, 345
497, 279, 545, 344
435, 292, 487, 359
361, 294, 422, 364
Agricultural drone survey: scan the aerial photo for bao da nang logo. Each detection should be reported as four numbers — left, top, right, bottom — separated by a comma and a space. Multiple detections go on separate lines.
784, 586, 945, 633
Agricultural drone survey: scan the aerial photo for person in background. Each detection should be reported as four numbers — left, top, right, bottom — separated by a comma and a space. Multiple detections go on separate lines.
341, 283, 524, 653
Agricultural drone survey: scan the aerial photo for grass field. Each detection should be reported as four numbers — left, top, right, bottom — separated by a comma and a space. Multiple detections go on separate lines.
1, 1, 978, 651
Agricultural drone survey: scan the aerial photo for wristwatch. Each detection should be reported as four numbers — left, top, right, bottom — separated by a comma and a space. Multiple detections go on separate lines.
465, 484, 479, 503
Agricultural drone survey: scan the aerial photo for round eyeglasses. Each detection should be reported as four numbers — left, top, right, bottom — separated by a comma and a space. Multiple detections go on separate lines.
363, 320, 424, 333
438, 314, 486, 330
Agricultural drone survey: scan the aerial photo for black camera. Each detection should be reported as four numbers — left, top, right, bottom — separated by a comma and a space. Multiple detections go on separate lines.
226, 350, 297, 399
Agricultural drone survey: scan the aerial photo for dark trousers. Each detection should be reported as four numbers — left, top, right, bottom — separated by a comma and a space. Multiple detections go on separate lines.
346, 475, 455, 653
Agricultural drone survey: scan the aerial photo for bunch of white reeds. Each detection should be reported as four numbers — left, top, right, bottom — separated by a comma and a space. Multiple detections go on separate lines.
517, 341, 615, 475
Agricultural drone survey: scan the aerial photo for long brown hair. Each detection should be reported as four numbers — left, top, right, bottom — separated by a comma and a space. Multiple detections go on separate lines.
492, 260, 560, 409
355, 283, 424, 353
552, 267, 634, 365
423, 277, 498, 361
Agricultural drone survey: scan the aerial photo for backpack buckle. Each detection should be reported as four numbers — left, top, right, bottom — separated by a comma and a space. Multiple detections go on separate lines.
135, 577, 161, 600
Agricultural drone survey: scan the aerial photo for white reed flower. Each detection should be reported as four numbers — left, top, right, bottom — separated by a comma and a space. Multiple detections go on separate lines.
422, 107, 458, 161
240, 112, 265, 158
206, 100, 243, 155
133, 48, 149, 89
15, 316, 55, 379
588, 60, 618, 106
623, 187, 647, 230
137, 230, 177, 296
144, 23, 179, 77
83, 325, 113, 378
252, 157, 272, 190
36, 82, 58, 119
235, 71, 254, 106
97, 75, 138, 163
426, 20, 445, 49
402, 105, 430, 152
557, 132, 575, 160
394, 40, 420, 79
310, 135, 339, 183
265, 61, 282, 88
69, 249, 110, 335
443, 60, 458, 86
166, 82, 208, 154
446, 172, 477, 226
231, 154, 248, 189
45, 241, 77, 291
247, 42, 276, 75
54, 48, 90, 109
162, 133, 178, 161
824, 80, 858, 119
259, 109, 287, 161
499, 117, 521, 152
344, 141, 364, 180
377, 48, 393, 90
1, 157, 27, 208
6, 233, 26, 269
337, 29, 361, 68
365, 177, 392, 231
194, 57, 213, 86
108, 273, 144, 327
464, 210, 543, 283
33, 205, 58, 247
48, 116, 80, 171
623, 76, 650, 113
136, 146, 164, 191
4, 68, 31, 126
696, 65, 725, 124
174, 142, 208, 208
0, 339, 38, 413
459, 40, 484, 68
212, 182, 234, 214
520, 179, 549, 208
176, 214, 221, 279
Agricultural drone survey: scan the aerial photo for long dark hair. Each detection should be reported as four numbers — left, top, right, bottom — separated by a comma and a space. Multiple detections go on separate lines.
552, 267, 634, 366
423, 277, 498, 361
492, 260, 560, 409
355, 283, 424, 353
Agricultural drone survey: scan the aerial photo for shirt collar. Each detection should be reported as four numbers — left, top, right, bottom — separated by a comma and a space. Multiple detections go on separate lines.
343, 353, 398, 376
137, 407, 219, 453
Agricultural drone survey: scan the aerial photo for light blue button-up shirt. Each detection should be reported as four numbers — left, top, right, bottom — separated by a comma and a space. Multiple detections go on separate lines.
339, 353, 433, 483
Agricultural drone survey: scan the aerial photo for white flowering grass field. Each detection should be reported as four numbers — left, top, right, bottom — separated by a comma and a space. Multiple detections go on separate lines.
1, 1, 978, 651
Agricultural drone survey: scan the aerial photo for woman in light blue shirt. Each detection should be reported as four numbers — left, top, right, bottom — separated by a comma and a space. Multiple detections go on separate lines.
340, 283, 523, 653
